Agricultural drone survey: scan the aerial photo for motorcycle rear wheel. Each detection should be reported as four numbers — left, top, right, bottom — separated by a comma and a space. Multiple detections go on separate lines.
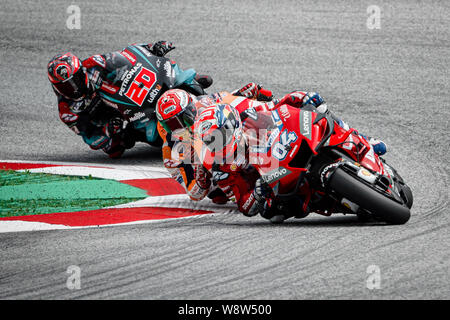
329, 168, 411, 224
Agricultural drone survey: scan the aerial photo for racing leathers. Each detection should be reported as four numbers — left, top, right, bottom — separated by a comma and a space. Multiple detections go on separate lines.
208, 89, 387, 218
157, 86, 273, 203
205, 90, 342, 217
54, 41, 193, 158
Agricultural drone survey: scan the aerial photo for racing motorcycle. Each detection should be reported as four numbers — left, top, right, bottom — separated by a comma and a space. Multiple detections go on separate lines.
95, 44, 208, 148
205, 94, 413, 224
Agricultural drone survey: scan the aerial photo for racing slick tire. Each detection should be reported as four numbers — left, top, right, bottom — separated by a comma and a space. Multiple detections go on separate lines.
329, 168, 411, 225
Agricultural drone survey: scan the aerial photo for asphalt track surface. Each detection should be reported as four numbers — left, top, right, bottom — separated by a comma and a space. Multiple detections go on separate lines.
0, 0, 449, 299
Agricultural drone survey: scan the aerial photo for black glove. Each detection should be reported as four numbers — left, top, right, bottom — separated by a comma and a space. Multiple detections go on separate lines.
105, 117, 124, 138
253, 178, 272, 204
150, 41, 175, 57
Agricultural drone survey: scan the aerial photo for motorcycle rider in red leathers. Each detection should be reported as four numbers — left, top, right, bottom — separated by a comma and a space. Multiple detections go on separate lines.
155, 85, 273, 204
47, 41, 212, 158
193, 85, 388, 220
156, 82, 387, 219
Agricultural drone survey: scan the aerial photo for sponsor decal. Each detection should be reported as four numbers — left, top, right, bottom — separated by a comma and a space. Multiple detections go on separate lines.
102, 98, 119, 110
266, 101, 275, 110
118, 62, 142, 96
112, 66, 129, 84
121, 50, 137, 64
129, 112, 146, 122
100, 82, 118, 94
212, 170, 229, 182
242, 193, 255, 211
92, 55, 106, 68
261, 167, 292, 185
250, 145, 268, 154
221, 185, 235, 202
61, 113, 78, 122
120, 69, 129, 81
279, 105, 291, 120
147, 85, 161, 104
199, 121, 212, 134
244, 107, 258, 121
272, 130, 298, 161
267, 128, 280, 147
271, 110, 283, 129
91, 70, 100, 84
164, 61, 172, 77
300, 110, 312, 140
163, 105, 176, 115
70, 100, 85, 113
320, 162, 342, 187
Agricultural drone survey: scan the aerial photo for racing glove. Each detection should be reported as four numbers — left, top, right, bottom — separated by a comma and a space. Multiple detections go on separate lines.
302, 92, 327, 113
245, 178, 273, 217
149, 41, 175, 57
235, 83, 273, 101
194, 164, 212, 190
105, 117, 125, 138
102, 139, 126, 159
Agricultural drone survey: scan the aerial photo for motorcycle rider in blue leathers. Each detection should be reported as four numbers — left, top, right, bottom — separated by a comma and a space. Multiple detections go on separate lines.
47, 41, 212, 158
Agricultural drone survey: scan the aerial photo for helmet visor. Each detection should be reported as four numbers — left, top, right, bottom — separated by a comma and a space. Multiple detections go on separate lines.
53, 68, 87, 100
160, 102, 197, 136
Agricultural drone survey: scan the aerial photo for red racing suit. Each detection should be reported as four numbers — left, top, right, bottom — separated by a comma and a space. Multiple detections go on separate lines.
157, 92, 231, 202
209, 90, 319, 216
158, 87, 273, 203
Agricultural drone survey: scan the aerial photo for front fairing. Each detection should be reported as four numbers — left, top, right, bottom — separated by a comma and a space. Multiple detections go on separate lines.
329, 123, 385, 175
242, 106, 318, 193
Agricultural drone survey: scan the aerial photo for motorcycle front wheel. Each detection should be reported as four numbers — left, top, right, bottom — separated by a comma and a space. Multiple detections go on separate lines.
329, 168, 411, 225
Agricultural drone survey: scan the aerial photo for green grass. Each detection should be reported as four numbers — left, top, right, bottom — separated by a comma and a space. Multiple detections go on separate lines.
0, 198, 144, 217
0, 170, 95, 186
0, 170, 147, 218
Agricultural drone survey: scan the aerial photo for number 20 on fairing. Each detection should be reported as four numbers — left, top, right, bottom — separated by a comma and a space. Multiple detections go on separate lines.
124, 67, 157, 106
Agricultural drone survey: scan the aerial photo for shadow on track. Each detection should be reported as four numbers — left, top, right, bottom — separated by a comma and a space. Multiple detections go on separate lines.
197, 214, 389, 229
46, 144, 162, 165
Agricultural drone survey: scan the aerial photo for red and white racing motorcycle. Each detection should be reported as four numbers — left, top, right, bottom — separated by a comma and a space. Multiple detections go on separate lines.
208, 95, 413, 224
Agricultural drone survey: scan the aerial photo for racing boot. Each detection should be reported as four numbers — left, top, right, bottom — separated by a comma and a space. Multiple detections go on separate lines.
195, 74, 213, 89
207, 187, 228, 205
